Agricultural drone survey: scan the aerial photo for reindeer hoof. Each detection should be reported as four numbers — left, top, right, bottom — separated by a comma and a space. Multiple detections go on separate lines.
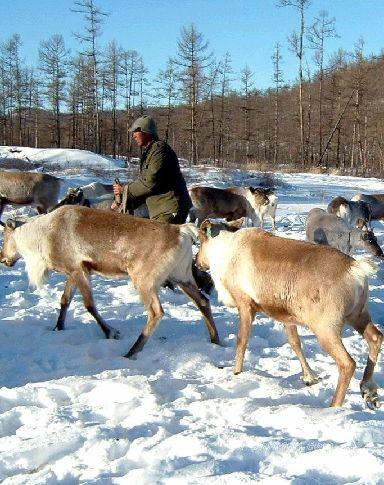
124, 349, 138, 360
302, 372, 321, 386
304, 376, 321, 387
109, 329, 121, 340
362, 390, 381, 410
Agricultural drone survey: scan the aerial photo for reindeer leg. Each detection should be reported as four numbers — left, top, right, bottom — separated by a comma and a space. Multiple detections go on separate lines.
53, 278, 76, 331
125, 289, 164, 358
349, 310, 383, 409
178, 281, 220, 344
271, 213, 277, 230
249, 212, 258, 227
359, 322, 382, 409
73, 269, 120, 339
0, 197, 6, 224
234, 298, 256, 375
284, 324, 320, 385
317, 327, 356, 407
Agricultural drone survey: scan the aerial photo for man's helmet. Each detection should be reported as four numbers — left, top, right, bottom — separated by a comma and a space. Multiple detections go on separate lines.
129, 115, 158, 137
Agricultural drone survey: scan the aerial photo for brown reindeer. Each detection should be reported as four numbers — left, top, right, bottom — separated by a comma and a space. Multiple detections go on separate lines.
0, 170, 62, 224
352, 193, 384, 221
189, 186, 250, 226
327, 196, 371, 230
0, 206, 219, 358
197, 219, 382, 408
189, 185, 277, 228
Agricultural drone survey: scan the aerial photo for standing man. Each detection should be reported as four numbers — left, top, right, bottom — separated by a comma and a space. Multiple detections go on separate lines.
113, 115, 212, 293
113, 115, 192, 223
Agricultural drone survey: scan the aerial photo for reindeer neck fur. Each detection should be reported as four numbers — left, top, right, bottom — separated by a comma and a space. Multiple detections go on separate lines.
14, 214, 55, 287
206, 230, 240, 307
241, 189, 257, 208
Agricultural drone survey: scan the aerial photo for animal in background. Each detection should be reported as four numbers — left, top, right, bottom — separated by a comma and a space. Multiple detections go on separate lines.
53, 182, 114, 210
227, 186, 278, 229
197, 218, 382, 408
327, 196, 371, 230
189, 185, 278, 229
352, 193, 384, 221
53, 182, 149, 217
189, 186, 252, 226
305, 208, 384, 258
0, 170, 62, 225
0, 206, 219, 358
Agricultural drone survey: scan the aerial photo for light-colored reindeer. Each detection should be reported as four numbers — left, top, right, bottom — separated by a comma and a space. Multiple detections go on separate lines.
197, 218, 382, 408
0, 206, 219, 358
53, 182, 149, 216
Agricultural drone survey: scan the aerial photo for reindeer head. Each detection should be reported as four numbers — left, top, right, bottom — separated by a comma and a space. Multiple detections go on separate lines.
53, 187, 84, 210
65, 187, 84, 204
196, 218, 244, 270
0, 219, 22, 267
248, 187, 270, 206
360, 229, 384, 258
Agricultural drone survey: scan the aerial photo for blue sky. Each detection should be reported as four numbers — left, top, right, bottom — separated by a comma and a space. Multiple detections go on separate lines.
1, 0, 384, 90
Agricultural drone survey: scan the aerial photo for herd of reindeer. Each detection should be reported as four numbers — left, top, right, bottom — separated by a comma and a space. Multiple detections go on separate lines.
1, 168, 384, 409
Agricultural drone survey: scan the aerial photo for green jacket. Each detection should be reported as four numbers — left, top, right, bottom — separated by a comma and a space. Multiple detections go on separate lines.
124, 140, 192, 220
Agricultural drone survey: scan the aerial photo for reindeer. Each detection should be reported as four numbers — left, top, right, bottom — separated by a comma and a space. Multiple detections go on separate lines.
227, 187, 278, 229
0, 171, 62, 225
327, 196, 371, 230
53, 182, 149, 217
189, 186, 249, 226
351, 193, 384, 221
0, 206, 219, 358
196, 219, 382, 408
306, 208, 384, 258
189, 185, 277, 228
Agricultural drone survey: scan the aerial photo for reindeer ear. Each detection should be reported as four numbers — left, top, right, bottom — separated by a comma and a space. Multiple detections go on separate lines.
200, 219, 213, 238
226, 217, 245, 230
5, 219, 17, 230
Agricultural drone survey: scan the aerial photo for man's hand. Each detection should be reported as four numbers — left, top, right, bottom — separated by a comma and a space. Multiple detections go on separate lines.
113, 183, 124, 196
111, 200, 120, 211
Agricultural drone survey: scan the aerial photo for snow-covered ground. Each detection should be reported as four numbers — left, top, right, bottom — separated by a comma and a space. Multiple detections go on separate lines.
0, 146, 125, 170
0, 147, 384, 484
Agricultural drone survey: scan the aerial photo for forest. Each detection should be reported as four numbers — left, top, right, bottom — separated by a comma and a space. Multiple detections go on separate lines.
1, 0, 384, 176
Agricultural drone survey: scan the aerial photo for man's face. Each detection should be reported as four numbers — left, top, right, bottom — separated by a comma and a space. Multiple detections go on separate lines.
133, 130, 153, 147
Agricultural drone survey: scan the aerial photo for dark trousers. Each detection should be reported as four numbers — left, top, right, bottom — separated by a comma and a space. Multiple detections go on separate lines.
152, 208, 190, 224
153, 209, 214, 294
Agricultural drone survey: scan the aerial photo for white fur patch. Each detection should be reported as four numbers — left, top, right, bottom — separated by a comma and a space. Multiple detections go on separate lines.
12, 215, 54, 287
350, 256, 378, 282
205, 231, 238, 306
25, 253, 48, 287
168, 232, 195, 284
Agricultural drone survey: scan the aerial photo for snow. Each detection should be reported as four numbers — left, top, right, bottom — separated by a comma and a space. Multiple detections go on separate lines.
0, 146, 125, 170
1, 147, 384, 484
